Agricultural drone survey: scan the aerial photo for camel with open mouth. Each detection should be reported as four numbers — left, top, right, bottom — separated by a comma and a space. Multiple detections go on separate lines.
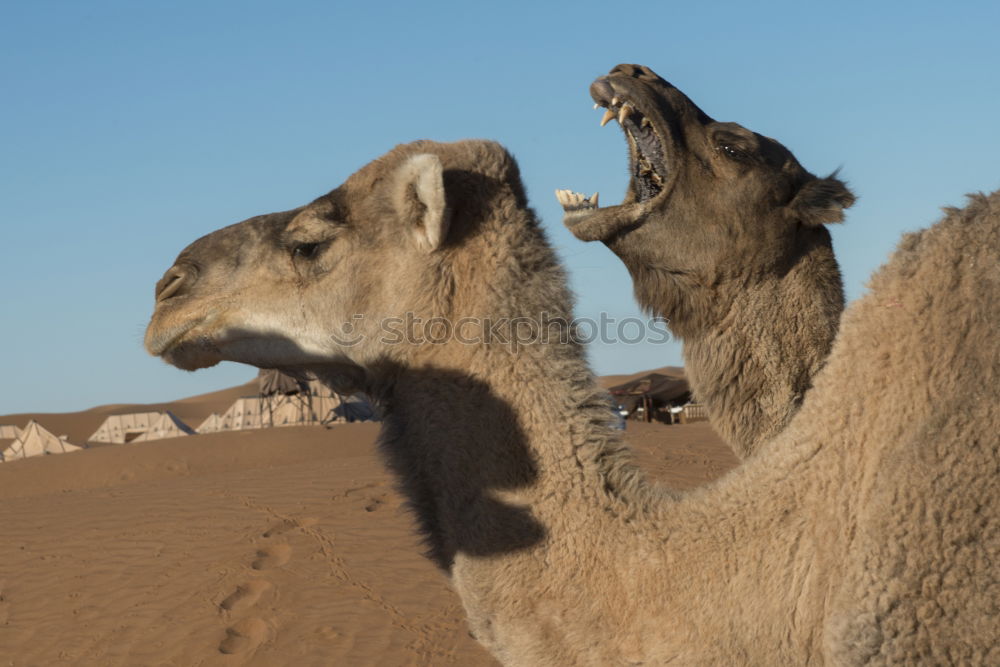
558, 64, 855, 458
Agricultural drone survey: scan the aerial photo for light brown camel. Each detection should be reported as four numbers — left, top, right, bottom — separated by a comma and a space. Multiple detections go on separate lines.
146, 139, 998, 665
558, 64, 854, 459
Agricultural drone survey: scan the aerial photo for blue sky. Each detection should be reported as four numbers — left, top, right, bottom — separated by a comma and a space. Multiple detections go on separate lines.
2, 0, 998, 414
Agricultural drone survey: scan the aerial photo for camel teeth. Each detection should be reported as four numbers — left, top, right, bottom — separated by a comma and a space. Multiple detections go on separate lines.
619, 104, 633, 125
593, 103, 599, 110
554, 189, 599, 211
641, 117, 651, 128
612, 96, 620, 106
600, 109, 615, 127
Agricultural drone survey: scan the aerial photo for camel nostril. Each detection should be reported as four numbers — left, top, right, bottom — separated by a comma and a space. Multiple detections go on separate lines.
155, 266, 191, 302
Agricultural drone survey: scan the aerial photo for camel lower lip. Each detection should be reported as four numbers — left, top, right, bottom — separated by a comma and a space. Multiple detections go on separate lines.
565, 205, 647, 244
162, 340, 223, 370
147, 318, 203, 356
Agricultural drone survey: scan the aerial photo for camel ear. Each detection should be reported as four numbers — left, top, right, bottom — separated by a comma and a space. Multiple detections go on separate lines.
392, 153, 450, 251
788, 174, 856, 225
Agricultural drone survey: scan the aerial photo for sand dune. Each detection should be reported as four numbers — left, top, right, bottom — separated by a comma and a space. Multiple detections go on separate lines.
597, 365, 686, 389
0, 377, 734, 665
1, 380, 259, 445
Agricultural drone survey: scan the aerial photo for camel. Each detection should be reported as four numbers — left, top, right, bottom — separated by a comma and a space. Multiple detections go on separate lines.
145, 139, 998, 664
557, 64, 854, 459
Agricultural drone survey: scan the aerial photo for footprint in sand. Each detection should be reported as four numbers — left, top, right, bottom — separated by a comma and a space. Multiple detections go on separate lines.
219, 579, 274, 614
251, 543, 292, 570
261, 517, 318, 538
0, 585, 9, 626
341, 482, 381, 498
219, 617, 269, 655
363, 495, 386, 512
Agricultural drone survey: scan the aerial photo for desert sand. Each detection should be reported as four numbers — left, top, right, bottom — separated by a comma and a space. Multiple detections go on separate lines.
0, 377, 735, 666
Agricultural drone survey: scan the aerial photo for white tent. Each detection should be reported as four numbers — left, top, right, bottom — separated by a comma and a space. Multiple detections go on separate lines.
268, 397, 308, 427
258, 369, 339, 399
0, 424, 21, 440
88, 411, 163, 443
218, 398, 267, 431
131, 412, 195, 442
1, 420, 82, 462
197, 412, 225, 434
215, 394, 345, 431
314, 394, 352, 422
307, 378, 338, 398
265, 394, 343, 427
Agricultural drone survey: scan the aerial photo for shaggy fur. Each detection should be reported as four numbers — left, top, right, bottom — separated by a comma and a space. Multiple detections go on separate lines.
146, 140, 998, 665
559, 64, 854, 459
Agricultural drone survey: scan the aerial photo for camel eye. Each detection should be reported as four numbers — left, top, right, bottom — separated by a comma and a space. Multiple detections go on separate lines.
293, 242, 320, 259
718, 144, 749, 161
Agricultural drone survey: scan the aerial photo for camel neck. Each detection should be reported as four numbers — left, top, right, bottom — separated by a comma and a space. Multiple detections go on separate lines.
683, 237, 843, 458
364, 211, 653, 570
370, 338, 641, 571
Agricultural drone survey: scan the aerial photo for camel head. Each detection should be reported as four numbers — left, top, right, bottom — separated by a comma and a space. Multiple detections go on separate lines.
145, 140, 516, 385
557, 64, 855, 333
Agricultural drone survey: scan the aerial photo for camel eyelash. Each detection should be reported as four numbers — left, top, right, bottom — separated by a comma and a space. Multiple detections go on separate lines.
292, 242, 322, 259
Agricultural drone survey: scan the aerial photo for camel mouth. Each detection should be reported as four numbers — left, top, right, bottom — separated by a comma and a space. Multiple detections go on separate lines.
145, 314, 224, 370
590, 78, 669, 204
162, 337, 223, 371
146, 318, 203, 357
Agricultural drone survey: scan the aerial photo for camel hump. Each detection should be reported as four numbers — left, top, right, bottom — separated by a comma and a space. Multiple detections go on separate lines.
816, 190, 999, 663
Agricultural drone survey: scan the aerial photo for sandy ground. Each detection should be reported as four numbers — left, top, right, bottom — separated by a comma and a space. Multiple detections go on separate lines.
0, 384, 735, 666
